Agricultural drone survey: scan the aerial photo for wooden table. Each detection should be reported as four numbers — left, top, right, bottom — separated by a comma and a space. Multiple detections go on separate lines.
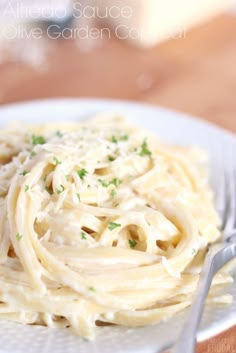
0, 13, 235, 353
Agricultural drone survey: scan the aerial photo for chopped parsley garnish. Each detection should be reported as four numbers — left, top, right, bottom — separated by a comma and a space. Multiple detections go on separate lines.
111, 136, 118, 144
108, 156, 115, 162
108, 222, 121, 231
120, 134, 129, 141
140, 139, 152, 157
53, 157, 62, 165
20, 170, 29, 176
98, 179, 109, 188
81, 231, 87, 240
129, 239, 137, 248
29, 151, 36, 159
16, 232, 23, 241
112, 134, 129, 143
88, 286, 96, 292
56, 184, 65, 195
111, 189, 116, 198
76, 193, 81, 202
110, 178, 122, 187
77, 169, 88, 180
56, 130, 63, 138
98, 178, 122, 188
24, 185, 29, 192
32, 135, 46, 145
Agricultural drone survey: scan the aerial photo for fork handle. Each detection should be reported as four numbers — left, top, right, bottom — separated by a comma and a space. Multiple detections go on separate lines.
173, 242, 236, 353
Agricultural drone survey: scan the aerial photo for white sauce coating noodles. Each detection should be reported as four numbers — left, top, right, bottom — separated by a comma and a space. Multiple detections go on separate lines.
0, 115, 232, 339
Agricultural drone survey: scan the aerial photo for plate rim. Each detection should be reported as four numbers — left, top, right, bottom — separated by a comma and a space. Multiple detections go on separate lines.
0, 97, 235, 141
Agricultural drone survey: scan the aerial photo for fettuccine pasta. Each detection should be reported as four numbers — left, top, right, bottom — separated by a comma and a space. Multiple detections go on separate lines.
0, 115, 232, 339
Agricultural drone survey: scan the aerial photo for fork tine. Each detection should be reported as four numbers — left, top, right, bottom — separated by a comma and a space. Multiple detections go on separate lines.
214, 160, 227, 228
224, 147, 236, 234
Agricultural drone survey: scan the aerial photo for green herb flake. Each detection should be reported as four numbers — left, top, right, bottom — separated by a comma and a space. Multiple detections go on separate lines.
77, 169, 88, 180
111, 136, 118, 144
20, 170, 29, 176
140, 140, 152, 157
16, 232, 23, 241
81, 231, 87, 240
56, 130, 63, 138
30, 151, 36, 159
129, 239, 137, 248
99, 178, 122, 188
108, 156, 115, 162
98, 179, 109, 188
111, 189, 116, 198
76, 193, 81, 202
53, 157, 62, 166
88, 286, 96, 292
108, 222, 121, 231
24, 185, 29, 192
120, 134, 129, 141
56, 184, 65, 195
32, 135, 46, 145
192, 248, 197, 255
110, 178, 122, 187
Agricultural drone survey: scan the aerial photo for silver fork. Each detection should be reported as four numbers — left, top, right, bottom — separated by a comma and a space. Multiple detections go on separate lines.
172, 161, 236, 353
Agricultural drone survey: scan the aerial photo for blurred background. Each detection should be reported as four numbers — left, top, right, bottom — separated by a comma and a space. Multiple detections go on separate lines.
0, 0, 236, 136
0, 1, 236, 352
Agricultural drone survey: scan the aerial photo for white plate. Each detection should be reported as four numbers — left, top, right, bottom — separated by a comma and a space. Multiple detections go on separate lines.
0, 99, 235, 353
